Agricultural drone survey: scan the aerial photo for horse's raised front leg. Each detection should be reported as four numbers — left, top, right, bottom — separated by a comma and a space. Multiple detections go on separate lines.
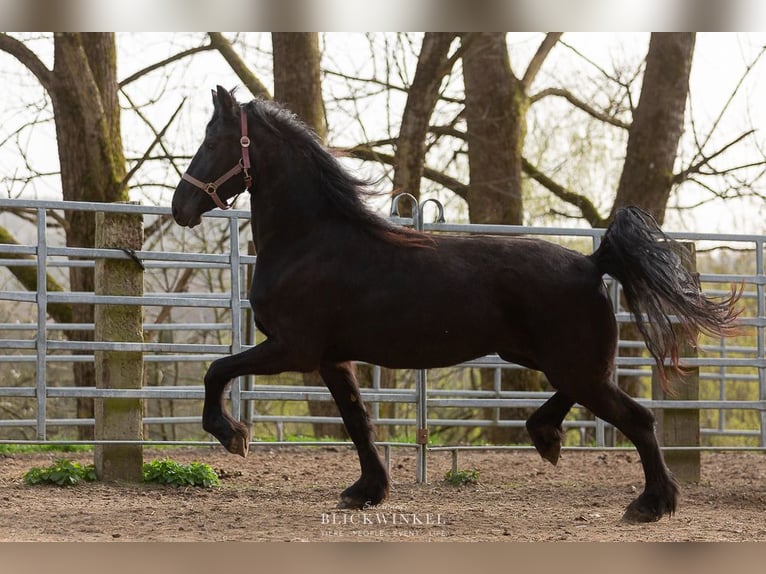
526, 391, 575, 466
319, 361, 389, 509
203, 338, 306, 457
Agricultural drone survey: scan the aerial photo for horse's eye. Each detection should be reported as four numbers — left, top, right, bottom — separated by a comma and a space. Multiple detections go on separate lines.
205, 141, 216, 151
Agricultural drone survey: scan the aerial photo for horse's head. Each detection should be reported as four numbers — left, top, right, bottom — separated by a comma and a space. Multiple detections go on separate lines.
172, 85, 252, 228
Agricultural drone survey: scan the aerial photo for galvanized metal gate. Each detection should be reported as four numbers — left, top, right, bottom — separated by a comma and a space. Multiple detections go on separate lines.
1, 198, 765, 483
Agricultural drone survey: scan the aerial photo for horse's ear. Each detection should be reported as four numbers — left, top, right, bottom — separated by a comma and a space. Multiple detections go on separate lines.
214, 85, 237, 120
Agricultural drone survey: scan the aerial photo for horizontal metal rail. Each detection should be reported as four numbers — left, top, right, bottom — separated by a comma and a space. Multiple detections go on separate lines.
0, 198, 764, 459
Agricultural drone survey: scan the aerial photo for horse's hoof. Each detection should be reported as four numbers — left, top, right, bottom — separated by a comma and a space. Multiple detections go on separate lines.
337, 479, 388, 510
528, 426, 563, 466
621, 506, 661, 524
621, 480, 679, 523
540, 443, 561, 466
620, 498, 664, 523
337, 496, 367, 510
227, 436, 249, 458
225, 423, 250, 458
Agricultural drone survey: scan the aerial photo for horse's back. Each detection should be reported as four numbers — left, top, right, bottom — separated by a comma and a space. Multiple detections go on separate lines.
319, 232, 615, 371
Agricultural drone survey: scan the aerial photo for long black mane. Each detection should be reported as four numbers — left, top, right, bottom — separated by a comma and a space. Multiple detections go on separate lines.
245, 98, 426, 246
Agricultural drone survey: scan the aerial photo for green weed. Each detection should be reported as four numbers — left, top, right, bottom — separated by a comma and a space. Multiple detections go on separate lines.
23, 458, 97, 486
444, 468, 480, 486
142, 459, 220, 488
23, 458, 220, 488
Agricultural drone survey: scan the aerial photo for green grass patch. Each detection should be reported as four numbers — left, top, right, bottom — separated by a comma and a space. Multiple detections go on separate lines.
142, 459, 220, 488
23, 458, 97, 486
444, 468, 480, 486
23, 458, 220, 488
0, 444, 92, 455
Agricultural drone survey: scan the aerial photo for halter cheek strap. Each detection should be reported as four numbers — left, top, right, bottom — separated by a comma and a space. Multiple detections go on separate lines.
181, 105, 252, 210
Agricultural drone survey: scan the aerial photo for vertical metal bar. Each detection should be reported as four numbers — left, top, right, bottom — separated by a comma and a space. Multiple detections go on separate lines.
371, 365, 381, 425
243, 240, 256, 427
229, 215, 243, 422
756, 240, 766, 447
413, 199, 428, 483
493, 367, 501, 426
35, 207, 48, 440
718, 336, 726, 433
595, 234, 611, 448
415, 368, 428, 483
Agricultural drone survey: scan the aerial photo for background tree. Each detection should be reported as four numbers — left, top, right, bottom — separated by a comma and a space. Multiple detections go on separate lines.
460, 32, 561, 443
272, 32, 346, 439
0, 32, 129, 437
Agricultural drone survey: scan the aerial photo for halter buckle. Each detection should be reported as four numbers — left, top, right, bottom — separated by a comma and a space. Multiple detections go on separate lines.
240, 136, 251, 147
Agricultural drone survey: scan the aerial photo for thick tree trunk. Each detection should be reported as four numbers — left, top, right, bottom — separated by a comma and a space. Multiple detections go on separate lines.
461, 33, 546, 444
0, 33, 128, 439
272, 33, 326, 140
272, 33, 344, 439
51, 33, 129, 438
393, 33, 457, 210
462, 32, 526, 225
610, 33, 696, 225
610, 33, 696, 401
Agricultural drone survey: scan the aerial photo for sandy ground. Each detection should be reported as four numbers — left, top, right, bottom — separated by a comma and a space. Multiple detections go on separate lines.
0, 446, 765, 542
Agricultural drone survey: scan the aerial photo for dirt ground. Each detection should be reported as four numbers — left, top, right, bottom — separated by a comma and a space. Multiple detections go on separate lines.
0, 446, 765, 542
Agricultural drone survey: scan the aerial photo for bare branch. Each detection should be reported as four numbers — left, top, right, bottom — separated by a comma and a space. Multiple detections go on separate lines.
521, 158, 607, 227
691, 45, 766, 164
0, 223, 72, 323
530, 87, 630, 129
344, 144, 469, 200
0, 33, 54, 93
208, 32, 271, 99
119, 42, 216, 88
674, 129, 757, 184
118, 97, 186, 193
521, 32, 563, 89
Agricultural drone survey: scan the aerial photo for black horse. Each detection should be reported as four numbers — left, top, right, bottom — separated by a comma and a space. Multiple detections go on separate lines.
172, 86, 740, 523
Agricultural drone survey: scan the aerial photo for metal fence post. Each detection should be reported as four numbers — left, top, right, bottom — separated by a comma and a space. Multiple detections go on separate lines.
651, 242, 700, 483
35, 207, 48, 441
756, 240, 766, 449
94, 204, 144, 481
392, 195, 445, 484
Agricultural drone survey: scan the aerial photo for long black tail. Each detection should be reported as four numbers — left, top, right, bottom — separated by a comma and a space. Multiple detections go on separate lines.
590, 206, 741, 387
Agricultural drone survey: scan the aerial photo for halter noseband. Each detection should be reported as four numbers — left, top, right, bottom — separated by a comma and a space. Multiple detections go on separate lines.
181, 105, 252, 210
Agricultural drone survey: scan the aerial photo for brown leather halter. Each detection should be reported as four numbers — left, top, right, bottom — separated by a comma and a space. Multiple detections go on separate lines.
181, 105, 252, 210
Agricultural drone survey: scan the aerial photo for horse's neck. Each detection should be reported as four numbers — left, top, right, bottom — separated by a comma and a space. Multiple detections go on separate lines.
249, 186, 329, 253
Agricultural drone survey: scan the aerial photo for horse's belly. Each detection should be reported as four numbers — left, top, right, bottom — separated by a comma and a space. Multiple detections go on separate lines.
329, 324, 496, 370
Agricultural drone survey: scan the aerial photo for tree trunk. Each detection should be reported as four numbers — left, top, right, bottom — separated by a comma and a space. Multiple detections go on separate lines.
610, 33, 696, 401
272, 33, 326, 140
461, 33, 562, 444
51, 33, 129, 438
462, 32, 526, 225
610, 33, 696, 225
272, 33, 344, 439
461, 32, 546, 444
392, 33, 457, 211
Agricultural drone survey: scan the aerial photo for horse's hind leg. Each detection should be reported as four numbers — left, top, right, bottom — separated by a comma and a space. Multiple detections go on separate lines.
320, 361, 389, 509
573, 382, 679, 523
526, 391, 575, 466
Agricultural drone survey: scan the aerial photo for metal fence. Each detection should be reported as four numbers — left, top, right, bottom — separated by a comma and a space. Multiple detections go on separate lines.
1, 198, 765, 480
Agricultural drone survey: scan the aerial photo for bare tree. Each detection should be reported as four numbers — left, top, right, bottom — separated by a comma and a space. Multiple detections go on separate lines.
1, 33, 129, 436
610, 33, 696, 224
